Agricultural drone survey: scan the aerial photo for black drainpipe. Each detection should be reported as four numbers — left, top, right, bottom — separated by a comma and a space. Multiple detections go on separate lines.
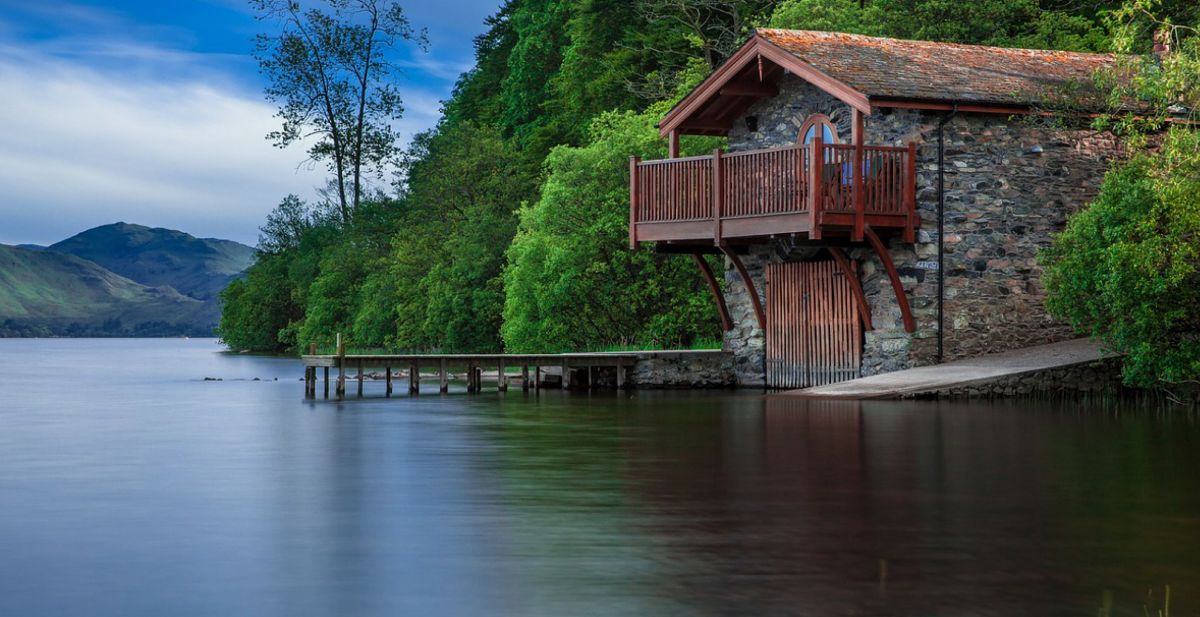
936, 105, 959, 364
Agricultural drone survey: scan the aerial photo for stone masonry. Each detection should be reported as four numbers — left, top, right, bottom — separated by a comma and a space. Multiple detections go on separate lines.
720, 73, 1121, 386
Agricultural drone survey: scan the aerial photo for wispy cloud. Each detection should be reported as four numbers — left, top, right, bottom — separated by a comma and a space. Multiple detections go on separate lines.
0, 40, 444, 246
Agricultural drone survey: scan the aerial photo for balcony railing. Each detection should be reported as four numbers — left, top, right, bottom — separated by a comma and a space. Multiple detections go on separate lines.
629, 137, 917, 246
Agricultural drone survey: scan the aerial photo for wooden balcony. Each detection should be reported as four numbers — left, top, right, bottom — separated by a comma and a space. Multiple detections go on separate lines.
629, 138, 917, 247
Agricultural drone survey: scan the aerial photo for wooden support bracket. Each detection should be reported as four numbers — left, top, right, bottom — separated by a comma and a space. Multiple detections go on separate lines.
827, 247, 873, 331
720, 245, 765, 330
692, 254, 733, 331
863, 226, 916, 333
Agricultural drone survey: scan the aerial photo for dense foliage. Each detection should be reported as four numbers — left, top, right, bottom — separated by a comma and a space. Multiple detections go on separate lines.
1041, 3, 1200, 388
223, 0, 1186, 367
1044, 129, 1200, 387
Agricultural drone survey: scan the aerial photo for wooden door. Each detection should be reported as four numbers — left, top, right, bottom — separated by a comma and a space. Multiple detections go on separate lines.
765, 261, 862, 389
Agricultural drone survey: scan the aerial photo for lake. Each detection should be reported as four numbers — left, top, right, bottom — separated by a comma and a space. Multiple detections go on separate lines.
1, 338, 1198, 616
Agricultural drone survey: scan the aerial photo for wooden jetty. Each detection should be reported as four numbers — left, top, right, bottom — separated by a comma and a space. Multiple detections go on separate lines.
301, 337, 639, 400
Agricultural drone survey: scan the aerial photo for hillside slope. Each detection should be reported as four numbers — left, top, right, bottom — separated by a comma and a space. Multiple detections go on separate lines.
0, 244, 216, 337
49, 223, 255, 300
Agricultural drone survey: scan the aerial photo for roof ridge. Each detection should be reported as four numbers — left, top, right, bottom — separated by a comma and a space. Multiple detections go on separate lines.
754, 28, 1115, 59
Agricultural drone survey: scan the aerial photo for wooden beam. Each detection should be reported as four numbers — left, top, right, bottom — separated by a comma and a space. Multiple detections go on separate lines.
680, 120, 734, 133
692, 254, 734, 332
871, 98, 1030, 115
720, 246, 765, 330
808, 131, 823, 240
753, 39, 871, 115
629, 156, 640, 250
660, 35, 870, 137
863, 226, 916, 333
667, 130, 679, 159
718, 82, 778, 97
827, 248, 873, 331
852, 109, 865, 242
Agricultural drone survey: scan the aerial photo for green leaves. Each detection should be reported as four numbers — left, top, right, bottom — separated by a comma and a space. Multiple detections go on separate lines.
501, 109, 723, 352
252, 0, 427, 222
1043, 128, 1200, 386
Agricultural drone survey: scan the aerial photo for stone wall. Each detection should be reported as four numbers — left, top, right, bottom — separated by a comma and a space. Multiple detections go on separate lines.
720, 73, 1122, 385
628, 350, 737, 388
919, 357, 1126, 398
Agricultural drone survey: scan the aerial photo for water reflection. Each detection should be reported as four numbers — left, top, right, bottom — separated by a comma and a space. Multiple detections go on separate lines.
0, 340, 1198, 616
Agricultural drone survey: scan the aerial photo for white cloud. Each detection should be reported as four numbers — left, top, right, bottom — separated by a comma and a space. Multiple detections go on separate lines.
0, 41, 445, 246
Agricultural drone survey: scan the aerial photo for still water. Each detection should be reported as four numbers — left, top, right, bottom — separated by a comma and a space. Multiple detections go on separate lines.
1, 338, 1198, 616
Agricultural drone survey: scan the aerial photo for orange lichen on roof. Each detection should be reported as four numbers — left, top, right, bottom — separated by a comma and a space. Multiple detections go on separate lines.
756, 29, 1115, 106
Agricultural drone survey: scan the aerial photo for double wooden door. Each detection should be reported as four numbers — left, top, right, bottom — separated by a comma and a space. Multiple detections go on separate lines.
765, 261, 862, 389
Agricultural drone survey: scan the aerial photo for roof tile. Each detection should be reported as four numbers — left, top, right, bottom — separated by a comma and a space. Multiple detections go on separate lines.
756, 29, 1114, 106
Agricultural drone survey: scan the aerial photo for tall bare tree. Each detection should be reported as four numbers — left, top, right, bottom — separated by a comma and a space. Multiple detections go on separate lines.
252, 0, 427, 223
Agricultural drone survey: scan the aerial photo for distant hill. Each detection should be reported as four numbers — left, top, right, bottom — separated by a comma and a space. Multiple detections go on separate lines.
0, 223, 257, 337
0, 244, 215, 337
49, 223, 255, 300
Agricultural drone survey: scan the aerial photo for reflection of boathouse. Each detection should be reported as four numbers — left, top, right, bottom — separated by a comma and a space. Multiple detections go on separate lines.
629, 30, 1119, 388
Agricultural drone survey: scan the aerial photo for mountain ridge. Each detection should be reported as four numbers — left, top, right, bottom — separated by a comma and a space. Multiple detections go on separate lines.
0, 223, 256, 337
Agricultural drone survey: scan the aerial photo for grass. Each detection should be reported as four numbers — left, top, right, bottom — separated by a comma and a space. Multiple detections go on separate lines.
307, 338, 724, 356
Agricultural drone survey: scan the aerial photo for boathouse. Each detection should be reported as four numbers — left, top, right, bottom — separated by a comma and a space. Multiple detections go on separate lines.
630, 30, 1121, 388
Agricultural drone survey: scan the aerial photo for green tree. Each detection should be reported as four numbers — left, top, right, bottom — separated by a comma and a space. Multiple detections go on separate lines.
502, 106, 723, 352
1042, 129, 1200, 387
1042, 2, 1200, 388
770, 0, 1112, 50
252, 0, 427, 222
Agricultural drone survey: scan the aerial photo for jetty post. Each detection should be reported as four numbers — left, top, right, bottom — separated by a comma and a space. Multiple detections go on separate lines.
357, 358, 364, 397
521, 365, 530, 392
409, 360, 419, 395
439, 359, 449, 394
304, 343, 316, 398
385, 365, 392, 397
335, 333, 346, 400
498, 359, 507, 392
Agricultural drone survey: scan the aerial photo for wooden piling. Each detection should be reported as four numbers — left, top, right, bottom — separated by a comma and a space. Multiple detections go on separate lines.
410, 361, 419, 395
535, 366, 541, 391
439, 359, 449, 394
385, 366, 392, 397
617, 364, 626, 390
498, 359, 507, 392
357, 359, 364, 398
561, 360, 570, 390
323, 367, 329, 399
306, 343, 318, 398
335, 333, 346, 400
521, 365, 530, 392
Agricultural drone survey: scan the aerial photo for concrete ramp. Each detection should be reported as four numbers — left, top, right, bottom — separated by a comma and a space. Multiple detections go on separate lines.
778, 338, 1111, 399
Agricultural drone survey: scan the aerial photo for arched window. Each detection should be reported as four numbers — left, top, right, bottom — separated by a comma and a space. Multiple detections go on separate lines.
798, 114, 838, 145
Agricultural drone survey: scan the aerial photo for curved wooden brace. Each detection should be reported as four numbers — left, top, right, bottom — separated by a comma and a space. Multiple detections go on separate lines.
691, 254, 733, 332
863, 226, 916, 333
719, 246, 766, 330
826, 247, 873, 331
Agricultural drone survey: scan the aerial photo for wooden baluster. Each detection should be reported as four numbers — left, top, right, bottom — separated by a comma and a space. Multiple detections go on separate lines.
809, 133, 823, 240
904, 142, 917, 242
712, 149, 723, 245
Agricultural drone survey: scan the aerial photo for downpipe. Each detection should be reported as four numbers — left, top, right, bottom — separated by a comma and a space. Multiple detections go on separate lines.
936, 105, 959, 364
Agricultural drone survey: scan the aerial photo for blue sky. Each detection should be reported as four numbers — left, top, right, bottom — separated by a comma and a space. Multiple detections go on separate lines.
0, 0, 501, 246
